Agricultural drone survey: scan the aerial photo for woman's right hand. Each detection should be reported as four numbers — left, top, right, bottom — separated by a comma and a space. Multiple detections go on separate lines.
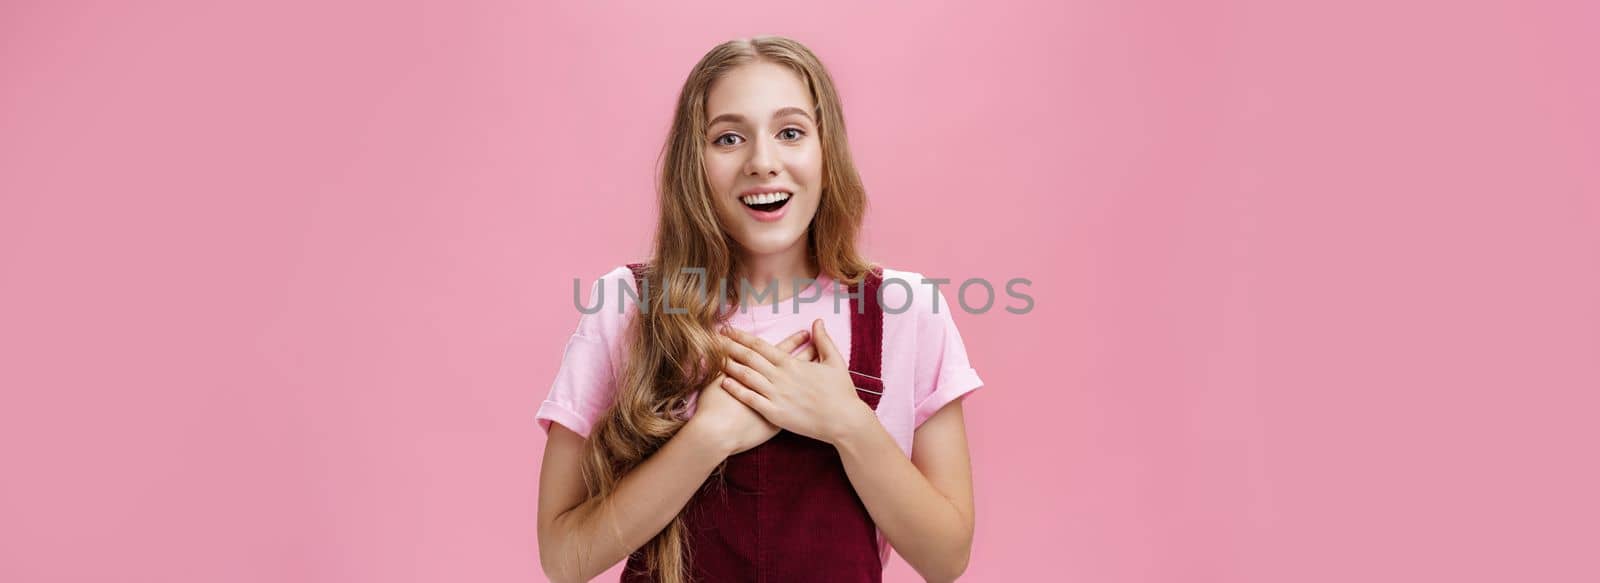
687, 328, 817, 456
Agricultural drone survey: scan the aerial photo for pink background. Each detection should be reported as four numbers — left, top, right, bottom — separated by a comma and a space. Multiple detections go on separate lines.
3, 1, 1598, 581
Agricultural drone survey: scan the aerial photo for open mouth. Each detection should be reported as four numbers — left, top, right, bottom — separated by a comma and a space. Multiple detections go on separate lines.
740, 191, 793, 213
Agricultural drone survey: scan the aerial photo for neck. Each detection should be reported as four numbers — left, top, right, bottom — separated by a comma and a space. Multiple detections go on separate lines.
737, 240, 819, 306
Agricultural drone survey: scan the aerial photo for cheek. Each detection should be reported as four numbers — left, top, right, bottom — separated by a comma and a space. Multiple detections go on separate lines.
703, 155, 738, 193
793, 146, 823, 182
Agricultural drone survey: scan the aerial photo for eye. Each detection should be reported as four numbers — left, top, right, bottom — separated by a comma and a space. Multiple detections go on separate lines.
778, 128, 805, 141
713, 133, 743, 147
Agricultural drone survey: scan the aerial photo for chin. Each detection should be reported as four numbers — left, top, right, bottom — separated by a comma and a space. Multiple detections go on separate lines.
738, 234, 805, 255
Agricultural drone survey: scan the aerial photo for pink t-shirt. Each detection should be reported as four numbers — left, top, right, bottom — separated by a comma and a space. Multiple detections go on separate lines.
536, 264, 984, 566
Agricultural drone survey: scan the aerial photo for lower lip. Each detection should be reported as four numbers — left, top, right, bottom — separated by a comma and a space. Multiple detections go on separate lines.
743, 198, 790, 222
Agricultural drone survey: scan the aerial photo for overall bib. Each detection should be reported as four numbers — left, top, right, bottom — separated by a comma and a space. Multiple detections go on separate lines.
620, 263, 887, 583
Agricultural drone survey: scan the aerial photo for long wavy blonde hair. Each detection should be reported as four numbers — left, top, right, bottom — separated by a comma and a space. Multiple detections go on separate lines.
577, 36, 874, 582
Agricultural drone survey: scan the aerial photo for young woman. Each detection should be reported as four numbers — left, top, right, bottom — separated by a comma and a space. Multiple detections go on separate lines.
536, 36, 984, 583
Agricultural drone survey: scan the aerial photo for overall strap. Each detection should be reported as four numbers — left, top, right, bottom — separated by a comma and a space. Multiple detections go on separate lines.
625, 262, 648, 295
846, 265, 886, 380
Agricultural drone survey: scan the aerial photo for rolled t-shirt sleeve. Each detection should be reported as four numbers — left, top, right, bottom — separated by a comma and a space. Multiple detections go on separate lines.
536, 266, 635, 440
911, 284, 985, 429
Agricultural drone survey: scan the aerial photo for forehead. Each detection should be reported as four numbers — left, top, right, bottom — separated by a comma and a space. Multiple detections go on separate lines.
705, 61, 815, 119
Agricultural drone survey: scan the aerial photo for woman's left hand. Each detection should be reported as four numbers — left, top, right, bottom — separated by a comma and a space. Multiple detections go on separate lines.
717, 318, 874, 445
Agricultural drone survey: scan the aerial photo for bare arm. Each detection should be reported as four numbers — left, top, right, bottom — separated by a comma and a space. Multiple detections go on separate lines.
537, 421, 731, 583
832, 400, 976, 583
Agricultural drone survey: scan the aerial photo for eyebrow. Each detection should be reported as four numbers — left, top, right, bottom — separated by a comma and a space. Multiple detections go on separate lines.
707, 106, 814, 128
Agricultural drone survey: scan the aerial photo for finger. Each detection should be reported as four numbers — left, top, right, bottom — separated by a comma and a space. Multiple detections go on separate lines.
721, 376, 777, 418
773, 329, 811, 354
719, 335, 780, 377
793, 344, 817, 362
720, 327, 792, 367
811, 318, 845, 365
722, 359, 773, 396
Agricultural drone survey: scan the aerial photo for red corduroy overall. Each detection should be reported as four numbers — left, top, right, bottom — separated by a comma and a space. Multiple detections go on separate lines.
620, 263, 887, 583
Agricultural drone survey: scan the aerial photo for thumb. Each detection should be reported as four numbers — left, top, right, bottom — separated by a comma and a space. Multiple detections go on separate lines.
812, 318, 844, 365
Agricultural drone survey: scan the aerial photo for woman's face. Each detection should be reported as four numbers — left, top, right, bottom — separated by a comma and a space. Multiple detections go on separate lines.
702, 62, 824, 259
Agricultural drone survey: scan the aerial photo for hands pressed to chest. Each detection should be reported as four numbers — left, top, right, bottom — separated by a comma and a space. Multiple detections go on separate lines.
715, 319, 878, 446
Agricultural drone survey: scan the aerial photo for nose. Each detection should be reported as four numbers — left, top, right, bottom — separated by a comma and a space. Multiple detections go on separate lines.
742, 136, 780, 177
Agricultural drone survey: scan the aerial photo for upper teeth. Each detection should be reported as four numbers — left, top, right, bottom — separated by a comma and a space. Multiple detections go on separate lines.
741, 192, 792, 206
